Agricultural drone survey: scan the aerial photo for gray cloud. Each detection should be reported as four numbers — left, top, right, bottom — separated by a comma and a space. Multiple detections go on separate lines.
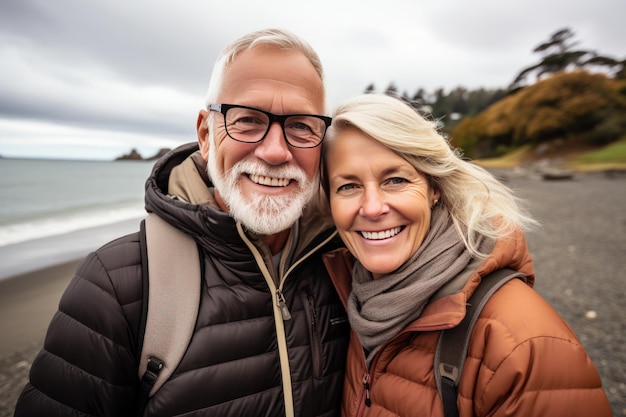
0, 0, 624, 159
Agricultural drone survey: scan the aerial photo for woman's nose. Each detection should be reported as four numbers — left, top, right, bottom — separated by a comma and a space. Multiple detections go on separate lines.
359, 187, 389, 218
254, 122, 293, 165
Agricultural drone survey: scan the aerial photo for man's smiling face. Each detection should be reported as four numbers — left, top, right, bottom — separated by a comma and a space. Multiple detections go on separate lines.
198, 47, 325, 235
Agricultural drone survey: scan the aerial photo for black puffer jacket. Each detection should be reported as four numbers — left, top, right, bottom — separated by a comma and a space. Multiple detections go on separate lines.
15, 143, 350, 417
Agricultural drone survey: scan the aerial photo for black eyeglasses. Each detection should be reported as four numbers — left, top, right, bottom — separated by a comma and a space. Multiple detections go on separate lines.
208, 104, 332, 148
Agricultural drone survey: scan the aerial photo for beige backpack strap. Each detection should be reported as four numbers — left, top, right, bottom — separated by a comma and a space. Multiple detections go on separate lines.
138, 213, 201, 397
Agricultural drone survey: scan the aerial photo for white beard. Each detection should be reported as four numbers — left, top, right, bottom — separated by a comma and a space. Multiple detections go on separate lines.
207, 133, 318, 235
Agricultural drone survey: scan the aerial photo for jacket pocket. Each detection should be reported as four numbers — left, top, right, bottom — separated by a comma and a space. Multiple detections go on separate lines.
301, 293, 323, 378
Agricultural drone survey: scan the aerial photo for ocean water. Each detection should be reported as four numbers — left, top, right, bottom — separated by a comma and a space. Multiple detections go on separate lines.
0, 158, 154, 246
0, 158, 155, 279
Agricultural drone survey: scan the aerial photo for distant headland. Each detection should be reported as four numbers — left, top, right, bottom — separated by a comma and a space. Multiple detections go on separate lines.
115, 148, 171, 161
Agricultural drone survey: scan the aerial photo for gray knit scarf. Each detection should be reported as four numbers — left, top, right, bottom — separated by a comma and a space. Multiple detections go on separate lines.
347, 204, 475, 367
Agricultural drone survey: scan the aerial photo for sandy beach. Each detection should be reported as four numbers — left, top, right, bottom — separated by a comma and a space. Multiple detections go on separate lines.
1, 168, 625, 416
0, 261, 81, 357
0, 218, 145, 356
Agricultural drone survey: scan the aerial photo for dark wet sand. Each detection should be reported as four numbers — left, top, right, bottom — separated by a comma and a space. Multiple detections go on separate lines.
0, 260, 82, 357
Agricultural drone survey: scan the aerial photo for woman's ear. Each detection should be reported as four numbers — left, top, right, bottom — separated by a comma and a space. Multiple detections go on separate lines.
431, 188, 441, 208
197, 110, 210, 161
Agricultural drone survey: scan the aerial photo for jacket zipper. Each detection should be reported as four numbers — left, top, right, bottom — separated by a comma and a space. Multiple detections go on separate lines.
301, 293, 322, 378
237, 228, 337, 417
236, 225, 337, 417
236, 223, 294, 417
277, 230, 338, 322
357, 343, 384, 414
277, 288, 292, 320
362, 373, 372, 407
355, 370, 371, 416
281, 232, 337, 379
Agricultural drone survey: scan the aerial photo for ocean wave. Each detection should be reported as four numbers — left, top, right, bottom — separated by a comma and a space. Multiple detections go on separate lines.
0, 205, 147, 247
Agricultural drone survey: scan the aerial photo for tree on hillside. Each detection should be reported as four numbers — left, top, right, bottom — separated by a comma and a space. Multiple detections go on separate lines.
510, 28, 624, 90
364, 83, 376, 94
585, 56, 626, 80
452, 71, 626, 158
412, 88, 426, 104
384, 82, 399, 96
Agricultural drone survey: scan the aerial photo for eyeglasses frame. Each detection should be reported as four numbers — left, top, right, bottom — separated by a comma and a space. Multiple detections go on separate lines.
208, 103, 332, 148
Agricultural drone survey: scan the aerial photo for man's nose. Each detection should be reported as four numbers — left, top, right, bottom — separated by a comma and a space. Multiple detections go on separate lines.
254, 122, 293, 165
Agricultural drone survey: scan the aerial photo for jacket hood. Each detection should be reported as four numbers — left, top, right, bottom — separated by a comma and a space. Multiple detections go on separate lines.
144, 142, 337, 264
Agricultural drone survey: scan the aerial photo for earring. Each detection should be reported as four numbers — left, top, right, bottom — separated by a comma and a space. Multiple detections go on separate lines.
431, 199, 439, 209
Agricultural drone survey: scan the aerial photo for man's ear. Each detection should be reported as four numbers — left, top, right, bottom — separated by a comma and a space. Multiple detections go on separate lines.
197, 109, 210, 161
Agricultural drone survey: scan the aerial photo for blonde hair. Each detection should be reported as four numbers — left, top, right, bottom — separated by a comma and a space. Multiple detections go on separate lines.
204, 28, 324, 107
322, 94, 538, 258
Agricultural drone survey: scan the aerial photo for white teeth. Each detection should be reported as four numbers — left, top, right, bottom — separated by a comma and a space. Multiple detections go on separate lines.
361, 227, 402, 240
250, 174, 290, 187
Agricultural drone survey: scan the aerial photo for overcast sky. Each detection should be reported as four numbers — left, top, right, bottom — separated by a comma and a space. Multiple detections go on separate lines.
1, 0, 624, 160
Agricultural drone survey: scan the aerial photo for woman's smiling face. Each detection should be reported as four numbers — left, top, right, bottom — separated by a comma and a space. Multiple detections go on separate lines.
326, 127, 439, 279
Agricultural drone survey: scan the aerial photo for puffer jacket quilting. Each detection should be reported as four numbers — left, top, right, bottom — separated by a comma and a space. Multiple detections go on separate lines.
323, 230, 612, 417
15, 142, 350, 417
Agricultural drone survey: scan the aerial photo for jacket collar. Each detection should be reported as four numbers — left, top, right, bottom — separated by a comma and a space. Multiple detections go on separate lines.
145, 142, 338, 273
323, 227, 535, 331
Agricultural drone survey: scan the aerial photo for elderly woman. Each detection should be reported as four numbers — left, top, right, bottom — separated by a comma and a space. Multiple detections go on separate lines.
321, 94, 611, 417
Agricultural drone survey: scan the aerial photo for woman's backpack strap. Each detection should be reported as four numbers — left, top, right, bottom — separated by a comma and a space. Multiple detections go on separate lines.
434, 268, 527, 417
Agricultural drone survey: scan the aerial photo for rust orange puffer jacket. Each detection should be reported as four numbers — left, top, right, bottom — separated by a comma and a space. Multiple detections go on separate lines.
323, 230, 612, 417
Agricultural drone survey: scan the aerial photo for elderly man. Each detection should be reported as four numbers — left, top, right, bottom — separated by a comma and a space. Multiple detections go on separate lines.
15, 28, 349, 417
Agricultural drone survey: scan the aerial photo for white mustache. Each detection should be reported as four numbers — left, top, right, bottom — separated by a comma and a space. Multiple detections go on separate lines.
229, 161, 308, 189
